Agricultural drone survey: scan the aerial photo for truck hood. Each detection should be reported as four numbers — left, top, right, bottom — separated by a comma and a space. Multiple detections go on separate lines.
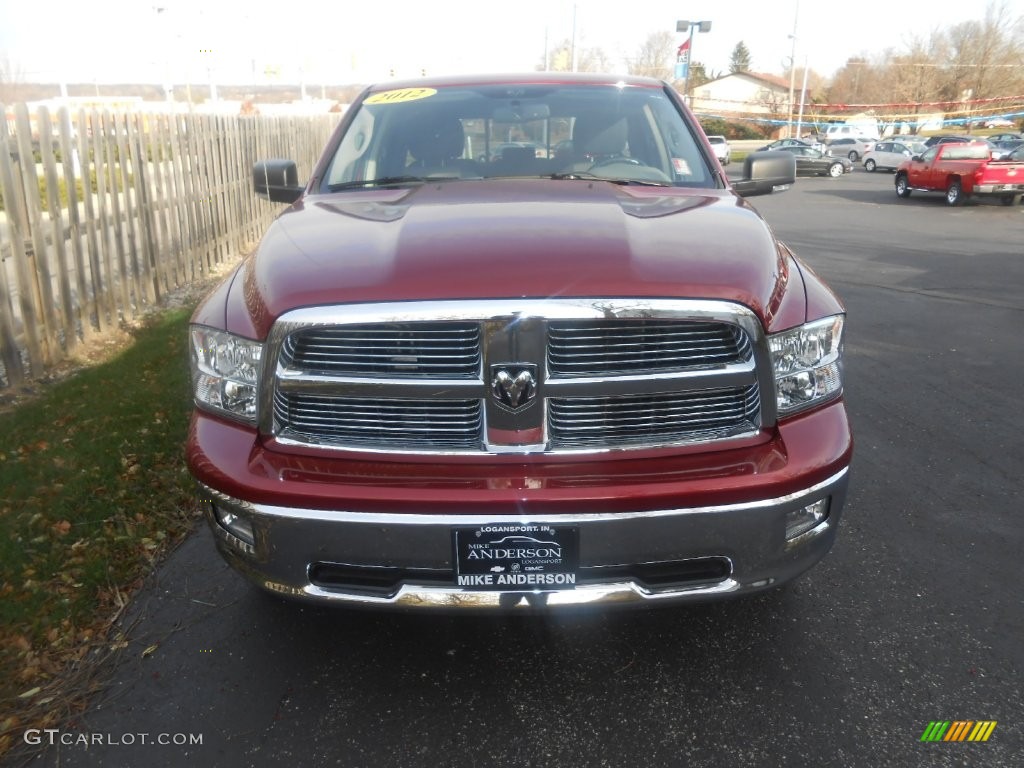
226, 180, 803, 339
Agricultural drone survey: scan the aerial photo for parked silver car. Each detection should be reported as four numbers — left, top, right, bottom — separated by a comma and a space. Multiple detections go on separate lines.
826, 137, 876, 162
862, 139, 927, 172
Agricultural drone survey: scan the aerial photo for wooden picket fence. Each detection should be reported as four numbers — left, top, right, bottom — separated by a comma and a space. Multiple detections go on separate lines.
0, 103, 340, 387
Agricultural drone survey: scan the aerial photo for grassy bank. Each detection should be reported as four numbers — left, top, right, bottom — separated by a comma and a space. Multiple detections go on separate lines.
0, 308, 199, 754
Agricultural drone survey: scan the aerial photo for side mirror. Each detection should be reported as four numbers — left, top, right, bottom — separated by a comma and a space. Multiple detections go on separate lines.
732, 151, 796, 197
911, 155, 921, 162
254, 159, 303, 203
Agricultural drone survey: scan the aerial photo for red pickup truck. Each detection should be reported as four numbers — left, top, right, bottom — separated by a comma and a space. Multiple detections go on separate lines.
187, 73, 852, 610
895, 142, 1024, 205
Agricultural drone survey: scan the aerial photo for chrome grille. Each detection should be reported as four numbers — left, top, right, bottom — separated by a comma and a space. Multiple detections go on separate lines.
273, 392, 482, 450
264, 300, 771, 454
548, 320, 750, 376
281, 323, 480, 378
549, 385, 760, 449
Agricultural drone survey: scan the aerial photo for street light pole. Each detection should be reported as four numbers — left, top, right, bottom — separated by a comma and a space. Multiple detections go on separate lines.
682, 24, 696, 102
676, 20, 711, 107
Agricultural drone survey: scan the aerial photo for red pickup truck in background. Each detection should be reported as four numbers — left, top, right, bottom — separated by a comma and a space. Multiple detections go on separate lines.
895, 142, 1024, 205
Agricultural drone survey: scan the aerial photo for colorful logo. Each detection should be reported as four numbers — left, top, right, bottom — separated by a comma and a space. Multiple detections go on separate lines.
920, 721, 997, 742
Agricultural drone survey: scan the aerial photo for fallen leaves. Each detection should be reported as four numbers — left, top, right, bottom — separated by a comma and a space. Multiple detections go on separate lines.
0, 308, 199, 759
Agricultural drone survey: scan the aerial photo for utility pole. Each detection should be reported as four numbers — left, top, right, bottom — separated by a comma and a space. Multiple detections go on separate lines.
787, 0, 799, 138
797, 55, 809, 138
570, 4, 578, 73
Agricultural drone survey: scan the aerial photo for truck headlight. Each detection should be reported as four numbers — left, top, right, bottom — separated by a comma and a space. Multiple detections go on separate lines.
768, 316, 844, 416
190, 326, 263, 424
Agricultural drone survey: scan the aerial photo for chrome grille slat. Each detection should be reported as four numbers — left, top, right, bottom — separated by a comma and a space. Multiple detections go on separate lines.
549, 331, 734, 342
550, 391, 746, 410
551, 407, 752, 426
282, 322, 481, 378
295, 353, 478, 361
281, 414, 482, 429
548, 320, 750, 377
299, 330, 479, 338
551, 355, 740, 366
551, 408, 751, 428
274, 392, 482, 449
552, 415, 750, 433
548, 386, 760, 448
285, 403, 477, 414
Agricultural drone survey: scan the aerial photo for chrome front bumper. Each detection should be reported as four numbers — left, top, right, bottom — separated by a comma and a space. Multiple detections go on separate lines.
201, 466, 849, 610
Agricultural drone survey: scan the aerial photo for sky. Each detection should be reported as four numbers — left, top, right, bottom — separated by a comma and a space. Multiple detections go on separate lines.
1, 0, 1022, 89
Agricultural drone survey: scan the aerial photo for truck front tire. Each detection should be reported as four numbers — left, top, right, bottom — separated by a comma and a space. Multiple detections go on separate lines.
895, 174, 911, 198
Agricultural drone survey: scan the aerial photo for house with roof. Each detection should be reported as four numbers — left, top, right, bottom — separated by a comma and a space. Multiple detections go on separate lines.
689, 72, 808, 124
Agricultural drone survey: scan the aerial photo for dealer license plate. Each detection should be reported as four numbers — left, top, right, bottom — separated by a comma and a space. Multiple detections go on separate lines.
452, 524, 579, 590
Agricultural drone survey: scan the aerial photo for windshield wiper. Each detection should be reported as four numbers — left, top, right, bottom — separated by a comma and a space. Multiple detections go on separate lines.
328, 176, 440, 191
548, 172, 672, 187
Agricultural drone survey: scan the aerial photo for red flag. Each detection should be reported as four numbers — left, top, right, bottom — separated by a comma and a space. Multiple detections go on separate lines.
677, 39, 690, 57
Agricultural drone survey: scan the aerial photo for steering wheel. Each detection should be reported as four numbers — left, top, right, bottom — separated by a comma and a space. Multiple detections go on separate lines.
591, 156, 642, 168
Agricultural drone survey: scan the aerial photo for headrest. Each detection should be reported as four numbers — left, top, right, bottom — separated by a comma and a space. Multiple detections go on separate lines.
407, 116, 466, 163
572, 115, 628, 155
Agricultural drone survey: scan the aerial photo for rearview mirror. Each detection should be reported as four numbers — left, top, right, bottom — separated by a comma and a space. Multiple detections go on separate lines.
493, 104, 551, 122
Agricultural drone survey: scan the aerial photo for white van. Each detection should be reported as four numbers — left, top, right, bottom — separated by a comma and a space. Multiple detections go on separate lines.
824, 122, 880, 142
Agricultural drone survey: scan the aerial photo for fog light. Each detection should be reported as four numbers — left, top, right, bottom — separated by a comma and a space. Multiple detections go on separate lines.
214, 504, 255, 547
785, 498, 830, 541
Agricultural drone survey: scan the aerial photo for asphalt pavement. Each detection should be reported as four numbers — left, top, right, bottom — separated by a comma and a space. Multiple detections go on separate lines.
9, 168, 1023, 768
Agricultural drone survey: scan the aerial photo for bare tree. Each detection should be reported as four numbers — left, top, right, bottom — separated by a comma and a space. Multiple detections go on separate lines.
756, 88, 788, 116
791, 65, 826, 100
943, 1, 1024, 102
878, 35, 949, 129
627, 31, 675, 80
832, 2, 1024, 130
579, 46, 614, 74
0, 52, 26, 103
826, 56, 887, 106
542, 38, 614, 74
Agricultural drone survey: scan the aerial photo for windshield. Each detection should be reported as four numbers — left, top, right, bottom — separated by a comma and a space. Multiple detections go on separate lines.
322, 82, 716, 190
